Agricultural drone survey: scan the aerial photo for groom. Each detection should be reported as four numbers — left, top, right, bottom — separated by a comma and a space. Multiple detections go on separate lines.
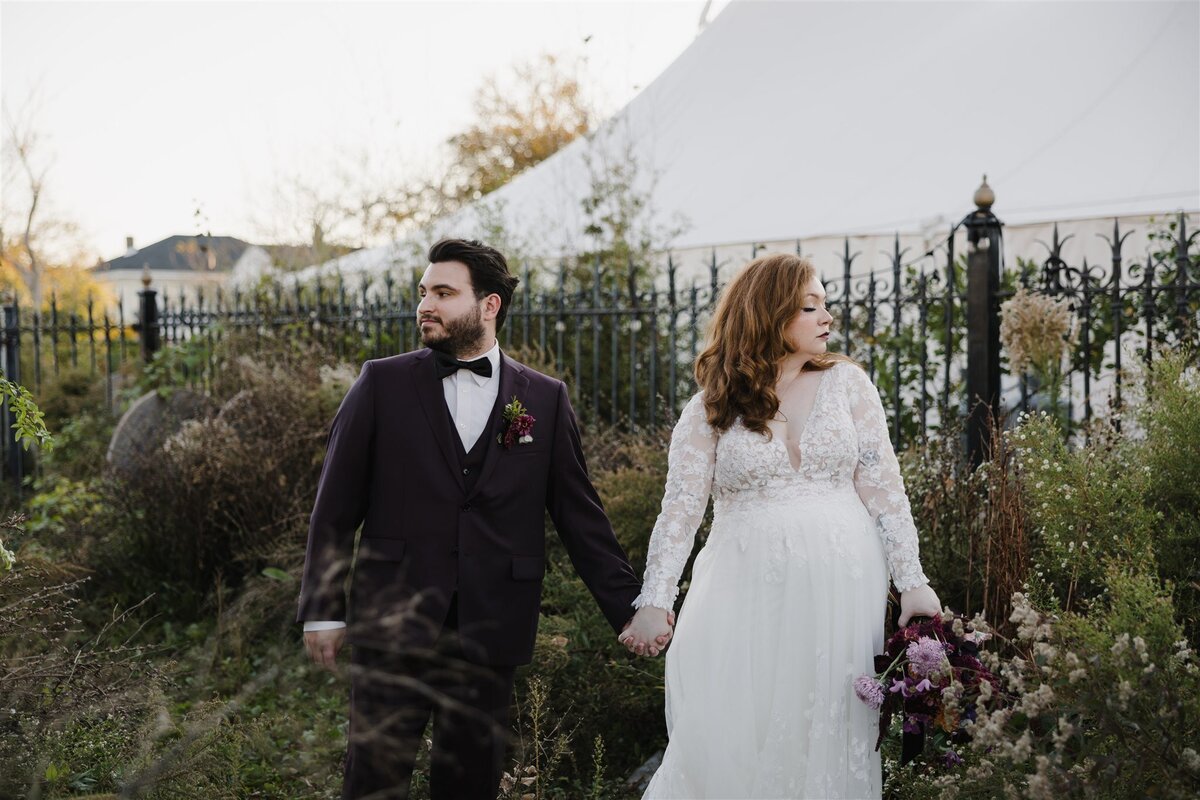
297, 238, 647, 799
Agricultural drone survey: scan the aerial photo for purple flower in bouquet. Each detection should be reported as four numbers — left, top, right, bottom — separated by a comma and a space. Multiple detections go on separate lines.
889, 676, 934, 698
854, 675, 885, 710
942, 749, 964, 767
907, 637, 949, 678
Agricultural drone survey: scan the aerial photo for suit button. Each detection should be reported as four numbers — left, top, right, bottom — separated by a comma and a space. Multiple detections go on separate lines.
461, 504, 471, 512
451, 546, 459, 555
462, 468, 470, 475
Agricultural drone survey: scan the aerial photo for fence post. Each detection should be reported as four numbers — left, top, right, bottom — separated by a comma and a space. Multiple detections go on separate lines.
139, 266, 160, 363
964, 176, 1003, 466
2, 296, 23, 490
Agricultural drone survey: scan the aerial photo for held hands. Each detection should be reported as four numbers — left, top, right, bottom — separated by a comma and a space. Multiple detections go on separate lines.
304, 627, 346, 675
619, 606, 675, 657
898, 583, 942, 627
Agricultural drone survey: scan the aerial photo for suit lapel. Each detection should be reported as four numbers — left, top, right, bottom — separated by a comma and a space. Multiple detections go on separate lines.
468, 352, 530, 500
413, 350, 466, 492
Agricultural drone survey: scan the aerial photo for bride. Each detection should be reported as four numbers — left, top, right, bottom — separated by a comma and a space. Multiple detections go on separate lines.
619, 253, 941, 799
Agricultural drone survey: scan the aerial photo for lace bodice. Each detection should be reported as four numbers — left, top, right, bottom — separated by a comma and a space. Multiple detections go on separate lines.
633, 361, 929, 610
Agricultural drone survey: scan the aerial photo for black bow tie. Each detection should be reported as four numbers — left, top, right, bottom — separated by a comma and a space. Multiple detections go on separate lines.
433, 350, 493, 380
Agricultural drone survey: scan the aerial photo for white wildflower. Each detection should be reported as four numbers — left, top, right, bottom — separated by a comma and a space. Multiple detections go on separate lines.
1117, 680, 1134, 710
1026, 756, 1055, 800
1033, 641, 1058, 663
1009, 730, 1034, 763
1111, 633, 1130, 658
1018, 684, 1056, 716
1052, 718, 1076, 752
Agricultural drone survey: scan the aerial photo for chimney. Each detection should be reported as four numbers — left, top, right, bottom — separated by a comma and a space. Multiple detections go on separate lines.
125, 236, 137, 257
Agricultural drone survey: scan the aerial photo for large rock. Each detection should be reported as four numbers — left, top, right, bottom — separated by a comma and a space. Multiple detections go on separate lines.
106, 389, 216, 474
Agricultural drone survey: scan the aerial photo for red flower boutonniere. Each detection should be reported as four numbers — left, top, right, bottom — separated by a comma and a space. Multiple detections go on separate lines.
498, 396, 536, 449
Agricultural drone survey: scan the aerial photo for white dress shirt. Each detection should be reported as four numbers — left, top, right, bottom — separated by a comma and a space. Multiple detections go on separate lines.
442, 339, 502, 451
303, 340, 502, 633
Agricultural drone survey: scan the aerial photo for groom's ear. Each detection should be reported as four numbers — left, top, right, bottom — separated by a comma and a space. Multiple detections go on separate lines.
480, 292, 502, 321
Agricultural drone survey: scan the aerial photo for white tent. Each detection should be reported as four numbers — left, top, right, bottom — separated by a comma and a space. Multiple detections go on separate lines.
295, 0, 1199, 284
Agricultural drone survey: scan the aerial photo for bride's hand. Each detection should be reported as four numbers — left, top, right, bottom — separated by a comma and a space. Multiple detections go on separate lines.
618, 607, 676, 657
898, 583, 941, 627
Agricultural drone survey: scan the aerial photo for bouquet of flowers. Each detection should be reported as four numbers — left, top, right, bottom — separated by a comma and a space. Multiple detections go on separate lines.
853, 612, 1003, 768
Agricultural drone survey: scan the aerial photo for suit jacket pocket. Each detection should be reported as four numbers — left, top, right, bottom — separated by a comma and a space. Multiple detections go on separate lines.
511, 555, 546, 581
358, 537, 407, 562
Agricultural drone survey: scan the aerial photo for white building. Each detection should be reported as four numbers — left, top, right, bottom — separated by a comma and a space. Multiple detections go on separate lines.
92, 235, 257, 318
292, 0, 1199, 289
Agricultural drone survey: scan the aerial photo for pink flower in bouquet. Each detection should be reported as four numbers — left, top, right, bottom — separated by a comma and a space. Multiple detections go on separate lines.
854, 675, 885, 710
907, 637, 950, 678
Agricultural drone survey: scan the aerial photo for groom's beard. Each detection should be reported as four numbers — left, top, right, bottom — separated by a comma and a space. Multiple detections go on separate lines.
421, 305, 487, 358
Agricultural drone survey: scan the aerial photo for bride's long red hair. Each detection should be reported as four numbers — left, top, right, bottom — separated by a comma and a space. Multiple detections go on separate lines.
695, 253, 855, 436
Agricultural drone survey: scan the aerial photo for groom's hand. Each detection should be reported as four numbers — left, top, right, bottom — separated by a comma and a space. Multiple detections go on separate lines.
304, 628, 346, 674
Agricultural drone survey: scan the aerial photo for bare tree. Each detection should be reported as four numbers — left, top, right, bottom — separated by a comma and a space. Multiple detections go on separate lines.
249, 145, 436, 273
246, 52, 594, 274
1, 98, 84, 311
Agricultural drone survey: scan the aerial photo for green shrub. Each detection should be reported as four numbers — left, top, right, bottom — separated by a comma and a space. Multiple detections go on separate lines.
1134, 351, 1200, 639
591, 436, 670, 569
930, 575, 1200, 799
0, 539, 170, 799
36, 407, 116, 483
1010, 411, 1158, 614
23, 476, 105, 543
88, 333, 350, 619
35, 367, 109, 433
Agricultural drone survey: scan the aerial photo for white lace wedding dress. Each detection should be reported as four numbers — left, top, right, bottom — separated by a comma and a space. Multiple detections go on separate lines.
635, 362, 929, 800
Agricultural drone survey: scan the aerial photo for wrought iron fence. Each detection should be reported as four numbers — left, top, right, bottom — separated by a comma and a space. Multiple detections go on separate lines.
3, 203, 1197, 490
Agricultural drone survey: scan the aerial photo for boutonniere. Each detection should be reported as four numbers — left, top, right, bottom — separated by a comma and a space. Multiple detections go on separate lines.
498, 396, 536, 449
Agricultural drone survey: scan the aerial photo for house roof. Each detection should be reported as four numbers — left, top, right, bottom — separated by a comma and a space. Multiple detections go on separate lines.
99, 235, 251, 272
261, 243, 359, 269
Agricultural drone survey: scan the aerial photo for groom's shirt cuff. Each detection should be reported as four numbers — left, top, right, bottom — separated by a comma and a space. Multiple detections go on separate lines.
303, 620, 347, 632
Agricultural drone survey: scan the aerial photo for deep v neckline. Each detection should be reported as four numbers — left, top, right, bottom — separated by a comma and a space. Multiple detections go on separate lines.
768, 368, 831, 474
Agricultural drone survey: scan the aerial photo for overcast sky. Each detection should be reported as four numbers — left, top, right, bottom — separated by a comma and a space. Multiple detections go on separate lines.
1, 0, 728, 260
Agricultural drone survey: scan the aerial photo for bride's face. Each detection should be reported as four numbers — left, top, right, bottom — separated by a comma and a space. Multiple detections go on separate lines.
783, 277, 833, 356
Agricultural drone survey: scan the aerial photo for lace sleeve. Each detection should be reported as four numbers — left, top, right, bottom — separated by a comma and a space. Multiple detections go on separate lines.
633, 393, 717, 611
844, 365, 929, 592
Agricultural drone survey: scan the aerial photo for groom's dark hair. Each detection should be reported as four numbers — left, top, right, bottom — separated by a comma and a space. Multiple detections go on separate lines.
428, 238, 521, 331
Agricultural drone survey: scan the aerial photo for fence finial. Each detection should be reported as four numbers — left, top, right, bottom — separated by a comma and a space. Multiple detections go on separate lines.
974, 175, 995, 211
141, 264, 152, 288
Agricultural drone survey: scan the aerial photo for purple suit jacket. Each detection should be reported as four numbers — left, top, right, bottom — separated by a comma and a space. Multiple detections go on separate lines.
296, 348, 642, 665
